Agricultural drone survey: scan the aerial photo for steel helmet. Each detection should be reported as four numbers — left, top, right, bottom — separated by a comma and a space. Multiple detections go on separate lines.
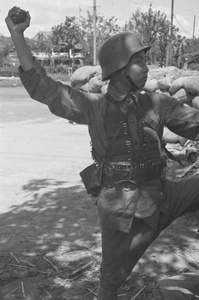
98, 32, 151, 81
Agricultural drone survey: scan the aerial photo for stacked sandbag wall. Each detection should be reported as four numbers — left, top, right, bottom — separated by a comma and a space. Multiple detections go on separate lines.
144, 66, 199, 109
71, 65, 199, 109
70, 65, 106, 93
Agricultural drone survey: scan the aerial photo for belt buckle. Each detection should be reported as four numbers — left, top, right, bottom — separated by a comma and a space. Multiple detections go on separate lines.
116, 164, 131, 171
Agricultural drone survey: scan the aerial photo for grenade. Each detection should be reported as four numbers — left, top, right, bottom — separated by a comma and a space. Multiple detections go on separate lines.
11, 8, 27, 24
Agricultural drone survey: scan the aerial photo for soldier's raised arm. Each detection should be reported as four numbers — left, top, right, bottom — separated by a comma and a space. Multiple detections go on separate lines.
5, 6, 34, 71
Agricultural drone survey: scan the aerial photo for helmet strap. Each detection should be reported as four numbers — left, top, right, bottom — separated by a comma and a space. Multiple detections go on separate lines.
121, 69, 139, 91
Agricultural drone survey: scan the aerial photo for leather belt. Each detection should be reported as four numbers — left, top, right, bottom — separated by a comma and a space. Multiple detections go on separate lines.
108, 162, 131, 171
101, 159, 166, 186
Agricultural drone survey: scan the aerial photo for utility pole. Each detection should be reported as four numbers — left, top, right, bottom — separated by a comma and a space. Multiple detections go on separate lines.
192, 15, 196, 52
166, 0, 174, 66
93, 0, 97, 65
193, 15, 196, 39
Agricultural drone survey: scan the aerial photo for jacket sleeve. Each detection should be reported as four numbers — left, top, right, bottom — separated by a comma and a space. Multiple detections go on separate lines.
19, 60, 103, 125
163, 95, 199, 141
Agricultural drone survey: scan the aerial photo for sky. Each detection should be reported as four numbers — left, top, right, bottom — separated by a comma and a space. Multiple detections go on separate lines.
0, 0, 199, 39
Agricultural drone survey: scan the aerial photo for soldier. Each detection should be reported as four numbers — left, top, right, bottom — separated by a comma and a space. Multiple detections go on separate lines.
6, 7, 199, 300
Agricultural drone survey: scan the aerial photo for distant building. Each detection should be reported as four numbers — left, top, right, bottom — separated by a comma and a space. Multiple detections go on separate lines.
8, 51, 19, 67
32, 31, 85, 71
8, 31, 85, 72
32, 31, 52, 41
71, 44, 85, 71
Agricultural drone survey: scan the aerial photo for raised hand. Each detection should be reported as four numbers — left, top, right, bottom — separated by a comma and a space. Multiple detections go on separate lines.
5, 6, 31, 35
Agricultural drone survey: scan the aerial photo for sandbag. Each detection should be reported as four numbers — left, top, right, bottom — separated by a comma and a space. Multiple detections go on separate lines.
192, 95, 199, 109
101, 84, 108, 94
148, 66, 181, 81
163, 127, 187, 145
162, 66, 181, 77
143, 78, 159, 92
88, 74, 106, 93
185, 90, 196, 105
158, 91, 170, 97
158, 77, 172, 92
169, 77, 188, 94
183, 76, 199, 94
71, 65, 102, 84
172, 88, 187, 103
72, 82, 89, 92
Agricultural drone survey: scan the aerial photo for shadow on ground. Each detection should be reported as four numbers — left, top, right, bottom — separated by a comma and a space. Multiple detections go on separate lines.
0, 178, 101, 299
0, 178, 198, 299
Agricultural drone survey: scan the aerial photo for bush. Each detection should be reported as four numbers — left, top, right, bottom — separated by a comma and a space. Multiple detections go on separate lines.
188, 62, 199, 71
0, 78, 22, 88
46, 64, 71, 82
0, 63, 71, 83
0, 66, 18, 77
46, 64, 70, 74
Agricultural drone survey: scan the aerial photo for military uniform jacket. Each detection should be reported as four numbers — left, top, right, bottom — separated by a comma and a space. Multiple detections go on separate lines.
19, 60, 199, 232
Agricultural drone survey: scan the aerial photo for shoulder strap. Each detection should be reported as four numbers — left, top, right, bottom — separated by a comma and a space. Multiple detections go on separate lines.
92, 94, 124, 163
138, 95, 158, 131
106, 92, 184, 166
140, 94, 184, 166
105, 92, 136, 120
104, 93, 127, 160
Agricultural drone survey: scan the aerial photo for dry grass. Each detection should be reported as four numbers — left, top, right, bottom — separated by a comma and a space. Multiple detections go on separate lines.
0, 246, 101, 300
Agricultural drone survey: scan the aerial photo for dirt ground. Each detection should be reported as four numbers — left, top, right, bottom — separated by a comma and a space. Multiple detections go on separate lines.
0, 86, 199, 300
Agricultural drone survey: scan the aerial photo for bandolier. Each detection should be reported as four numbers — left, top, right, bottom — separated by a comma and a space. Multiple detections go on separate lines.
92, 92, 167, 187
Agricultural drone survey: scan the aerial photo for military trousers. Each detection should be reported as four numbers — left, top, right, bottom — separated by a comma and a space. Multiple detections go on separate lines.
97, 174, 199, 300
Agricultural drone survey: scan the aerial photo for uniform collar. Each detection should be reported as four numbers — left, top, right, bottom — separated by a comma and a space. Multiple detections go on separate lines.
107, 82, 139, 103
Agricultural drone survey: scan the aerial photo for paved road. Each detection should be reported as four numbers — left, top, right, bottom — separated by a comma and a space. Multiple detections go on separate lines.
0, 86, 91, 213
0, 86, 58, 123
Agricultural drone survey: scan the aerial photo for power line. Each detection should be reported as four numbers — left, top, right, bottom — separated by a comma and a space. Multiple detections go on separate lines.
99, 6, 112, 16
173, 14, 193, 36
98, 6, 125, 23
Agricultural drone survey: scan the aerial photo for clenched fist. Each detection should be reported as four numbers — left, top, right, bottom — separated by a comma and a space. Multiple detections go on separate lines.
10, 7, 27, 24
5, 6, 30, 35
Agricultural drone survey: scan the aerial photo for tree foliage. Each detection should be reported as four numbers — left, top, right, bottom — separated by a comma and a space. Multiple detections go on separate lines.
79, 12, 122, 64
51, 16, 81, 57
124, 4, 187, 66
1, 4, 199, 69
0, 36, 14, 66
124, 5, 168, 46
33, 33, 53, 54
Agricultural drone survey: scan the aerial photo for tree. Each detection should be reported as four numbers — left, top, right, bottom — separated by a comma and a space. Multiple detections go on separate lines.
125, 5, 169, 44
33, 33, 53, 54
183, 38, 199, 54
124, 4, 182, 66
80, 12, 122, 64
182, 38, 199, 70
51, 12, 122, 65
51, 16, 81, 59
0, 36, 14, 66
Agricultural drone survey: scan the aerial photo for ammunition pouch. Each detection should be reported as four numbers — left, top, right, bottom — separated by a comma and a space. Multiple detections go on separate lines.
80, 164, 102, 197
80, 158, 166, 196
101, 159, 166, 187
